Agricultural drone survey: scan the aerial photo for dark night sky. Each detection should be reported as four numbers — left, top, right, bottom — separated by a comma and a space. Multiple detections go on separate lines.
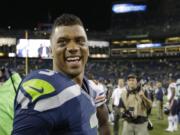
1, 0, 178, 31
0, 0, 112, 31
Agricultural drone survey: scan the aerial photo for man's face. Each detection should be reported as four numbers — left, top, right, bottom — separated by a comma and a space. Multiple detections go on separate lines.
51, 25, 89, 77
156, 82, 161, 88
118, 79, 124, 88
127, 78, 138, 90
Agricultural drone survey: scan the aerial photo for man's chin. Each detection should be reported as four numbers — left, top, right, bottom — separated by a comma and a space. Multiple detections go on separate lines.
67, 70, 82, 78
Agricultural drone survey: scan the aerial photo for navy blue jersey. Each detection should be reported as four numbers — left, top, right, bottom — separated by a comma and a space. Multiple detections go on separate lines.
12, 69, 98, 135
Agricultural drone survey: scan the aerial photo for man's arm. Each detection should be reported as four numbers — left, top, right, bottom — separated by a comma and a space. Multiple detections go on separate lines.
96, 104, 111, 135
139, 90, 152, 109
89, 80, 111, 135
169, 87, 175, 103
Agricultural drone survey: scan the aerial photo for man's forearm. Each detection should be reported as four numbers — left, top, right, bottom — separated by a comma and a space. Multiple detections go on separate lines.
97, 104, 111, 135
99, 124, 111, 135
142, 96, 152, 109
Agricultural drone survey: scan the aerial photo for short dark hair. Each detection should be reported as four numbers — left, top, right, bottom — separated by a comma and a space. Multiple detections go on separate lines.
51, 13, 84, 36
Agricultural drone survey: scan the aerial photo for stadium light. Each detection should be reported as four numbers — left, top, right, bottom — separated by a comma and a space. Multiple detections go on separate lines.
112, 3, 147, 14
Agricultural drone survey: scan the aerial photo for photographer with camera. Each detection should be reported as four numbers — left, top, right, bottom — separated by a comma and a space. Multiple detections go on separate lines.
119, 74, 152, 135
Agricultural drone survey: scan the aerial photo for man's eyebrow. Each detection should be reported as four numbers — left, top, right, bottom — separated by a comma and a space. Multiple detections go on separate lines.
58, 36, 86, 40
57, 37, 68, 40
56, 37, 70, 41
75, 36, 86, 40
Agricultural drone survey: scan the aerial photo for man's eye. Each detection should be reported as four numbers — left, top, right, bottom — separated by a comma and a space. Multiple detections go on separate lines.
79, 41, 85, 45
58, 40, 67, 47
77, 39, 86, 46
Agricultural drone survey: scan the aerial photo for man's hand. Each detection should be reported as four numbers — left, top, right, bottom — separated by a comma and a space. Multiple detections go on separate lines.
139, 90, 145, 98
139, 90, 152, 109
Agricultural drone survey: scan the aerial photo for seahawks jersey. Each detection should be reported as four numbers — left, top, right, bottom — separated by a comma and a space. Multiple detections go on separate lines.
12, 69, 98, 135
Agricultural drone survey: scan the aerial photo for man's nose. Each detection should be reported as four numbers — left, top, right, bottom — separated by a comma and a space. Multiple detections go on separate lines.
66, 42, 80, 53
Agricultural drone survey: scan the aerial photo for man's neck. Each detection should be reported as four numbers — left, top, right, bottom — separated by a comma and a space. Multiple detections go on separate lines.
72, 72, 84, 87
53, 66, 84, 86
73, 77, 83, 86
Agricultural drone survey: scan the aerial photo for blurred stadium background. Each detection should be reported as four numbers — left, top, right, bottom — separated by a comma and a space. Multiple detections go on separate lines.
0, 0, 180, 134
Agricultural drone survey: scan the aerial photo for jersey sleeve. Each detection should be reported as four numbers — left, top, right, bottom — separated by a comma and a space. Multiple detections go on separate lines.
88, 80, 106, 107
15, 69, 56, 109
13, 69, 56, 134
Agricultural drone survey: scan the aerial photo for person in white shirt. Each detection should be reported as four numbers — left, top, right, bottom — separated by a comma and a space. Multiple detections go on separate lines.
111, 78, 126, 135
165, 78, 178, 132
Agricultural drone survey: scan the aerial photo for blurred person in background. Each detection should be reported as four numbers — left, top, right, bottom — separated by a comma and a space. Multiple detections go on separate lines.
148, 82, 155, 106
111, 78, 126, 135
165, 78, 178, 132
155, 81, 164, 120
0, 66, 22, 135
88, 75, 110, 134
0, 68, 6, 84
106, 80, 114, 113
119, 74, 152, 135
38, 44, 51, 58
175, 79, 180, 125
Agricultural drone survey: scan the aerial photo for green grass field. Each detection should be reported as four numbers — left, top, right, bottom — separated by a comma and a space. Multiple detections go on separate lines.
109, 106, 180, 135
148, 107, 180, 135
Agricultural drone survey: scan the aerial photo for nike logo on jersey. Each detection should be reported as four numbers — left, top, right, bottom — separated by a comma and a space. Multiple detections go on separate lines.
22, 79, 55, 101
29, 86, 44, 93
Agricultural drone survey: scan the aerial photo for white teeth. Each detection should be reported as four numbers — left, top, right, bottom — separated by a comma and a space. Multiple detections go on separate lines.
66, 57, 80, 61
